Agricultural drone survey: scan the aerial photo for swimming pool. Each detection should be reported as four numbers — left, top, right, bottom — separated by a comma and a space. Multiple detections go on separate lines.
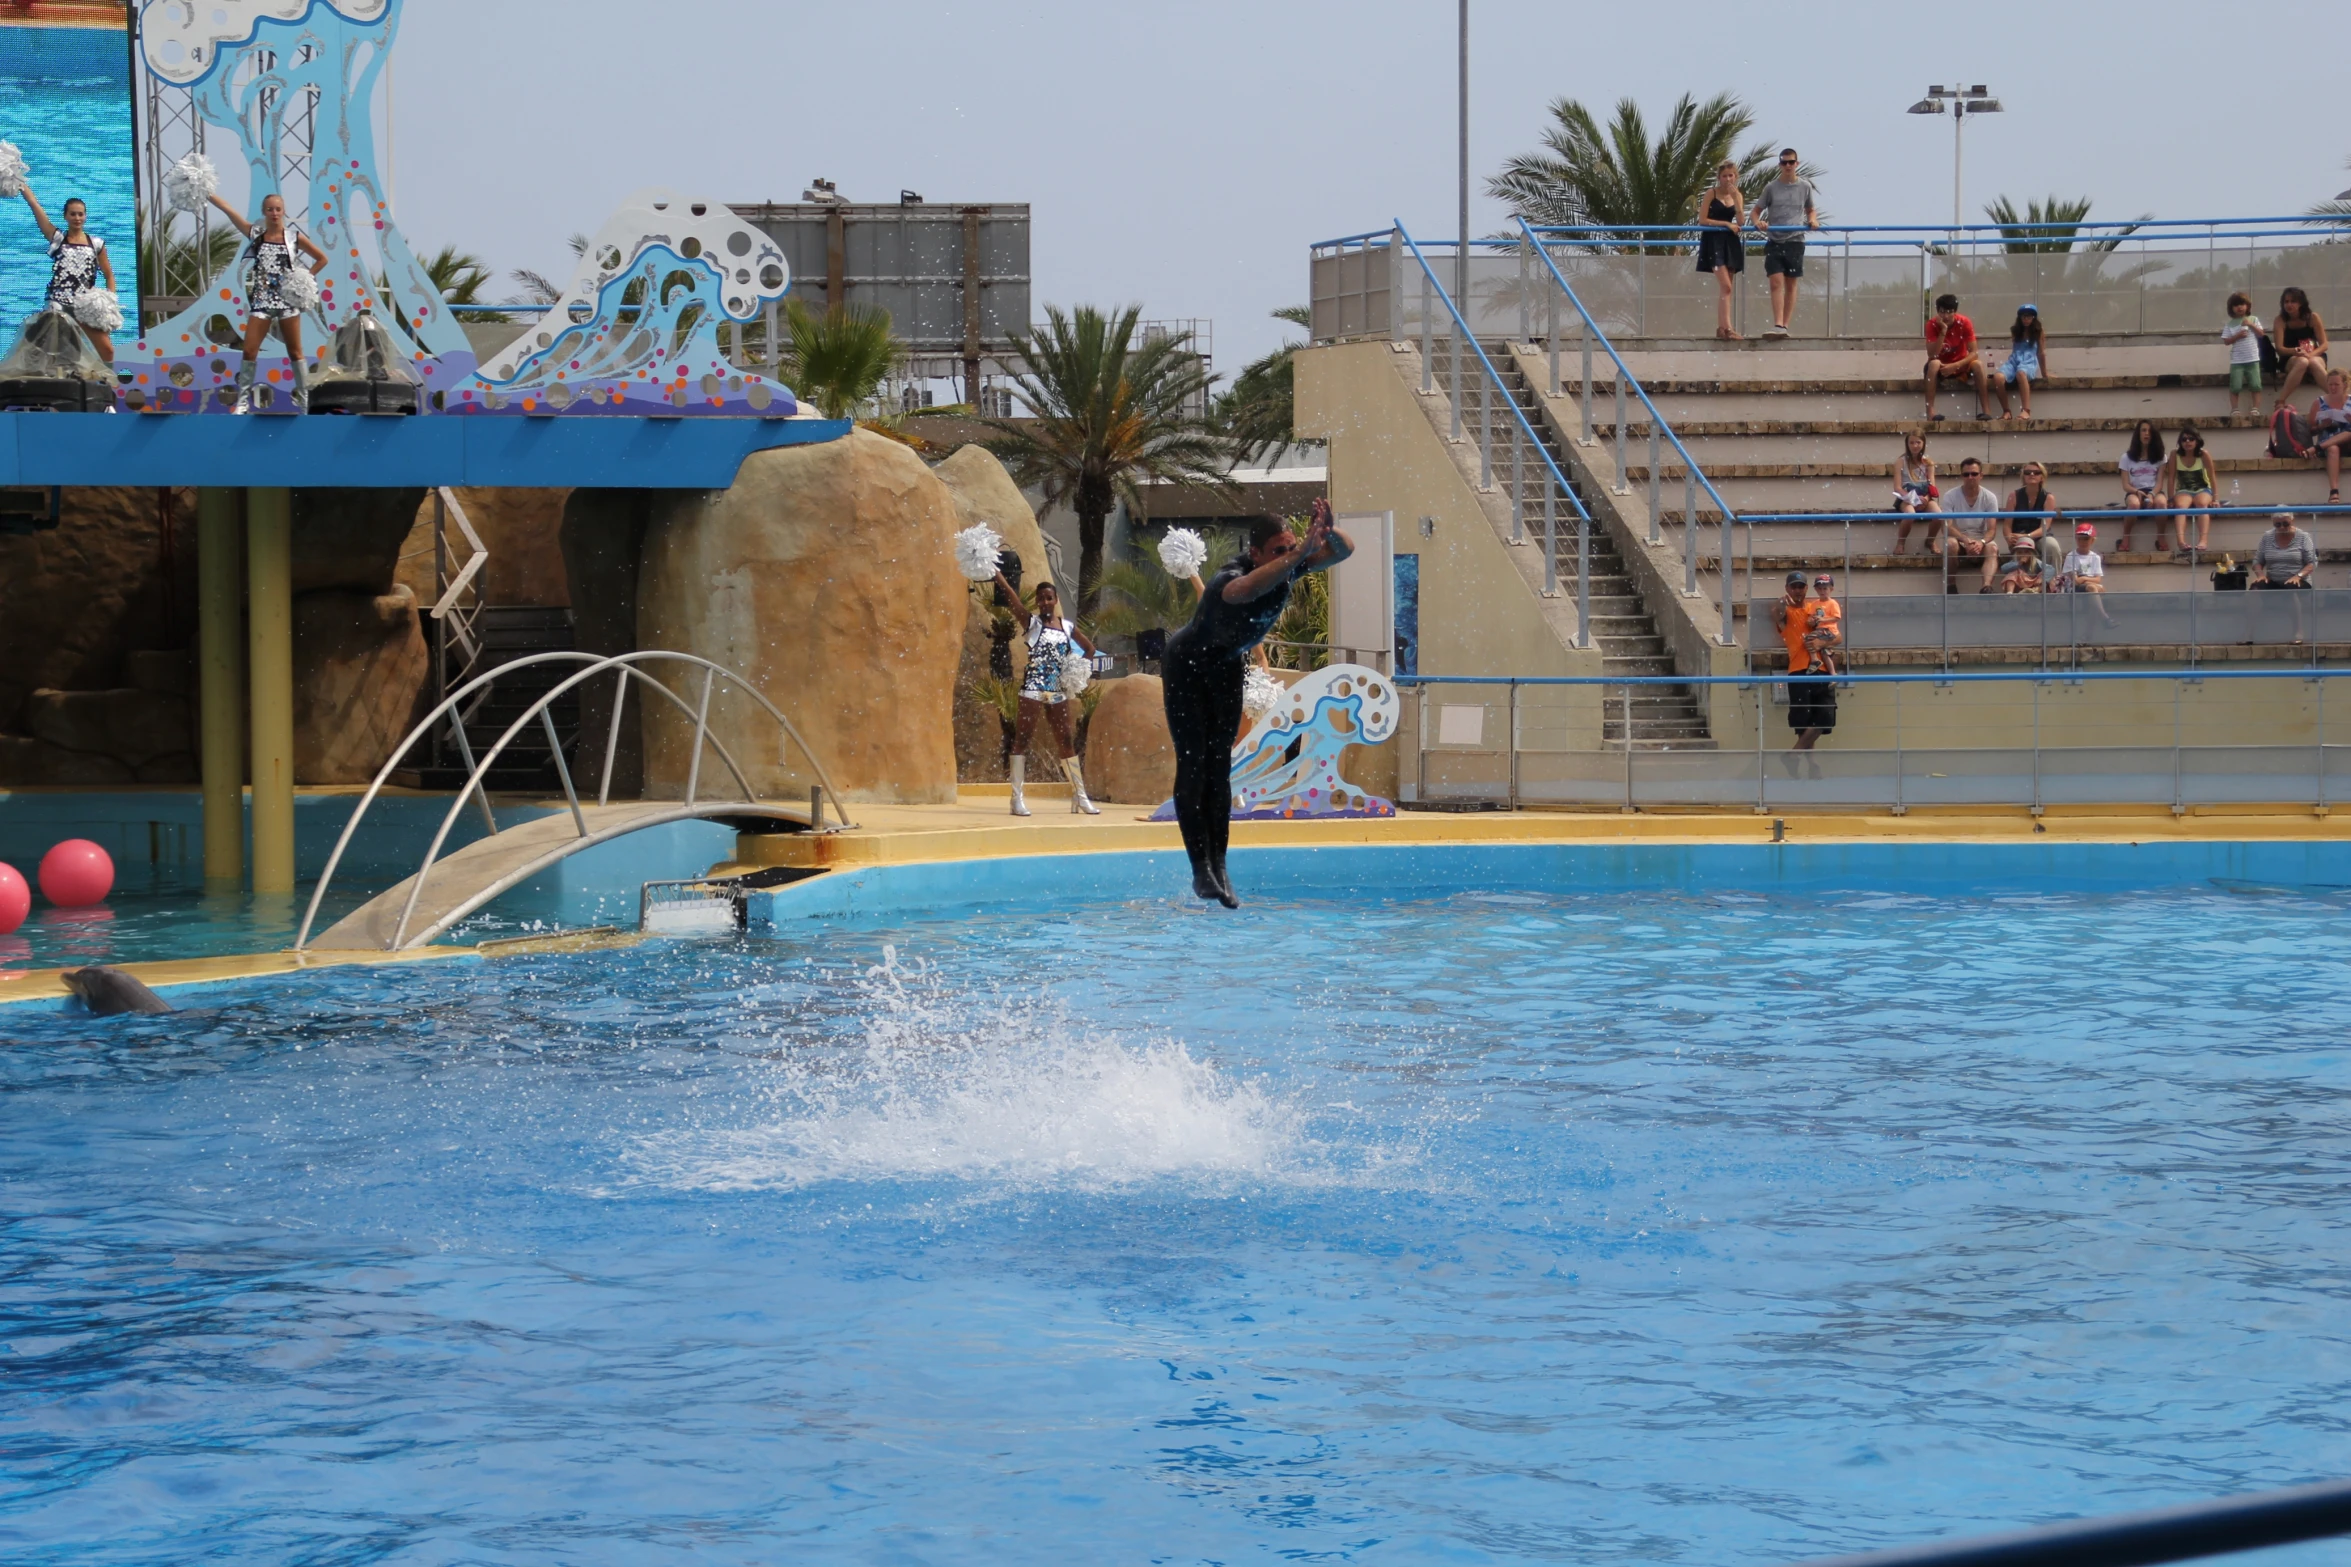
3, 867, 2347, 1563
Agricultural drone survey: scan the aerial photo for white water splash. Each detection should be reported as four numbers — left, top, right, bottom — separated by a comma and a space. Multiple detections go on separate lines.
626, 947, 1326, 1193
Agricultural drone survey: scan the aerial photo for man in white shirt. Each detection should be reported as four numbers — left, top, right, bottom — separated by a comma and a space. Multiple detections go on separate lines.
1937, 457, 2003, 591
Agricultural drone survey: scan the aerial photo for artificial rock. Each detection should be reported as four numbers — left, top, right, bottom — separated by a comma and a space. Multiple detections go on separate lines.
636, 429, 966, 804
1080, 674, 1176, 804
292, 586, 430, 784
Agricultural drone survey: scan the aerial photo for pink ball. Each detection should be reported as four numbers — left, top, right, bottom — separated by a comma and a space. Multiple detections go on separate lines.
0, 863, 26, 934
38, 839, 113, 909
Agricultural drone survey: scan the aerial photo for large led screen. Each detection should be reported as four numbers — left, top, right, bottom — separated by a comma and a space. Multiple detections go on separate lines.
0, 10, 138, 329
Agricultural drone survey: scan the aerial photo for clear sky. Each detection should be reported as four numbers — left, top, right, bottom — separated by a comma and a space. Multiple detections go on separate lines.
384, 0, 2343, 379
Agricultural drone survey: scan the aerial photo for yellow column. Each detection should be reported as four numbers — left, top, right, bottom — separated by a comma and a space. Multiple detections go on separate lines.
245, 487, 296, 895
197, 489, 246, 885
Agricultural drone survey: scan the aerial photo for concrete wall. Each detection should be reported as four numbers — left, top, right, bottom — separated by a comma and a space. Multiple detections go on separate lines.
1300, 340, 1595, 683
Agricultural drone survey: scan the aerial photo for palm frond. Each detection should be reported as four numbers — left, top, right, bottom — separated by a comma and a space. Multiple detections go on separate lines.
780, 300, 903, 420
984, 303, 1236, 612
1488, 93, 1803, 252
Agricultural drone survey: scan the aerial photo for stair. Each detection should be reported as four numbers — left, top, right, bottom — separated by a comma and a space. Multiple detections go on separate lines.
1431, 342, 1714, 749
399, 607, 584, 790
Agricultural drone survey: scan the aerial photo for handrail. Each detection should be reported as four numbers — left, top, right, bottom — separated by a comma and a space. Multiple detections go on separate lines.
1518, 216, 1744, 641
294, 650, 854, 951
1319, 217, 2351, 250
1784, 1473, 2351, 1567
1394, 222, 1600, 646
1397, 668, 2351, 687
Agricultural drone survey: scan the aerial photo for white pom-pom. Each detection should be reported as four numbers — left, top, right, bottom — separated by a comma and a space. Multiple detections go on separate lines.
161, 152, 217, 212
1242, 665, 1282, 720
953, 522, 1003, 581
1057, 648, 1093, 697
1158, 527, 1207, 578
0, 142, 25, 201
276, 264, 321, 312
69, 288, 121, 331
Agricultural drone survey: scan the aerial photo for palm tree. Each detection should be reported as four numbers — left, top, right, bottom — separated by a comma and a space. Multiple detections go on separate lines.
1215, 306, 1312, 463
1488, 93, 1811, 251
987, 304, 1232, 613
1984, 195, 2142, 254
412, 244, 497, 323
511, 232, 592, 306
778, 299, 901, 420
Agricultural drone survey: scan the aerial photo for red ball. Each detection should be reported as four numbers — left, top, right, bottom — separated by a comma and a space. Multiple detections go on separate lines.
38, 839, 114, 909
0, 862, 27, 934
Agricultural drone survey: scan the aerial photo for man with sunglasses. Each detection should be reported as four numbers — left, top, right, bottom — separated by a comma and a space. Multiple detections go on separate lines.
1750, 149, 1818, 338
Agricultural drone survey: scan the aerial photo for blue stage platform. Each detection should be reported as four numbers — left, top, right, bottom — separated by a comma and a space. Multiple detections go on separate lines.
0, 412, 855, 489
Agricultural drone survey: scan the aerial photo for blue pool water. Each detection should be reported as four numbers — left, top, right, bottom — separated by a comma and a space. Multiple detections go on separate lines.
0, 26, 139, 330
3, 880, 2349, 1563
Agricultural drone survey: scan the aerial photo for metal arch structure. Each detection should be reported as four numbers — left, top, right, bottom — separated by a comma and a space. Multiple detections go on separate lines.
298, 651, 855, 953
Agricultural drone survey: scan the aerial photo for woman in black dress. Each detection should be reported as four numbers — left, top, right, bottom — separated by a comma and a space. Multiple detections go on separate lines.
1694, 160, 1746, 341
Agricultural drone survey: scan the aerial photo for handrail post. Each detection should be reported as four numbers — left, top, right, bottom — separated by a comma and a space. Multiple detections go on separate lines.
1389, 227, 1403, 342
1449, 292, 1464, 440
1579, 334, 1593, 446
1719, 512, 1737, 647
1544, 483, 1558, 597
1419, 265, 1433, 392
686, 666, 715, 806
1517, 234, 1531, 340
1577, 513, 1592, 648
1510, 410, 1523, 542
1612, 377, 1629, 495
450, 718, 497, 835
1646, 423, 1662, 544
1507, 679, 1521, 808
543, 706, 588, 838
597, 666, 630, 808
1621, 680, 1634, 810
1684, 470, 1699, 596
1546, 271, 1559, 395
1479, 361, 1493, 488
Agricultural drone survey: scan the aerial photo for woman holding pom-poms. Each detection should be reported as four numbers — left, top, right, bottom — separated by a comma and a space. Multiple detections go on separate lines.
15, 181, 119, 364
990, 572, 1100, 818
205, 189, 327, 412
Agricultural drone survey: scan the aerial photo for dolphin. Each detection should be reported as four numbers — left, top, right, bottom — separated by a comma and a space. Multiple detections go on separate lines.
61, 966, 174, 1016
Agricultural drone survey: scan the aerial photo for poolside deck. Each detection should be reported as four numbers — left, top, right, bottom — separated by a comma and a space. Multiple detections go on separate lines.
4, 793, 2347, 1010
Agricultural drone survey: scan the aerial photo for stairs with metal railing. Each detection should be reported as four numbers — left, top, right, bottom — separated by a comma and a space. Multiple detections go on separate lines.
1429, 339, 1714, 748
397, 608, 582, 790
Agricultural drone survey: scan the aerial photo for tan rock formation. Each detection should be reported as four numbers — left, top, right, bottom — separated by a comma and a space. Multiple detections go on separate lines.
637, 429, 966, 804
558, 489, 655, 799
935, 445, 1055, 782
0, 486, 187, 734
1082, 674, 1175, 803
292, 587, 430, 784
0, 736, 137, 785
25, 688, 192, 769
292, 488, 427, 595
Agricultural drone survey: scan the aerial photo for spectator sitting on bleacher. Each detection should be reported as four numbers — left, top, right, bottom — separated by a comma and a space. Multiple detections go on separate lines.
1922, 295, 1989, 422
1997, 540, 2047, 593
2004, 461, 2064, 569
2272, 288, 2329, 413
1939, 458, 2004, 590
2310, 369, 2351, 505
2254, 511, 2318, 589
2164, 426, 2217, 556
1989, 304, 2046, 421
1891, 430, 1941, 553
2115, 421, 2167, 554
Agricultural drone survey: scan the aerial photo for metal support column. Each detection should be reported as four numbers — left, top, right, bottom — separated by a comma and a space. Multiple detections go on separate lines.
1612, 379, 1629, 494
197, 487, 244, 886
1646, 425, 1661, 544
245, 487, 296, 895
1683, 471, 1699, 597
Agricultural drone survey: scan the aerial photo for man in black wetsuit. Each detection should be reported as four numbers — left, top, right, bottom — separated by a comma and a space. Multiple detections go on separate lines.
1162, 500, 1353, 908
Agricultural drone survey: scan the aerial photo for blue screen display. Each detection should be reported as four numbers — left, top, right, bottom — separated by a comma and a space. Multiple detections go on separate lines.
0, 20, 138, 331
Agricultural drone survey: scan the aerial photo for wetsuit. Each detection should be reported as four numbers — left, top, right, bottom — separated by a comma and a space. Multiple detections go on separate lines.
1162, 554, 1292, 891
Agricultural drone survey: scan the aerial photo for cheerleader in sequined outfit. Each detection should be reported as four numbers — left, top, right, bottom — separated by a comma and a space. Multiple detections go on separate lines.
16, 185, 117, 362
987, 573, 1101, 817
205, 190, 327, 412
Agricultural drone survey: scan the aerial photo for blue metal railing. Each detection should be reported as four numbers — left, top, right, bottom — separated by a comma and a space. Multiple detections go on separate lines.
1391, 667, 2351, 813
1523, 215, 2351, 252
1519, 216, 1744, 643
1787, 1474, 2351, 1567
1395, 222, 1600, 646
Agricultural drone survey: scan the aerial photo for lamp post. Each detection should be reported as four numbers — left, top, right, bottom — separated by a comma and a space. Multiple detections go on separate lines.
1906, 84, 2002, 238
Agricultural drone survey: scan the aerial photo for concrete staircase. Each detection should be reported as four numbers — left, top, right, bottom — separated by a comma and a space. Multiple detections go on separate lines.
1432, 340, 1714, 747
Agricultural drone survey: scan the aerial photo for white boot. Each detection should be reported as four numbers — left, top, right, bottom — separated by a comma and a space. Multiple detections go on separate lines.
1009, 754, 1031, 817
231, 359, 256, 415
1062, 756, 1100, 815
